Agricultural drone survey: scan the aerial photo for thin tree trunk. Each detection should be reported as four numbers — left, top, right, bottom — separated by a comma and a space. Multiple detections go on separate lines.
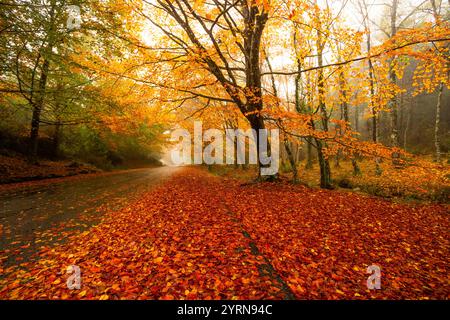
338, 67, 361, 175
434, 82, 443, 163
284, 137, 298, 183
389, 0, 401, 165
29, 58, 50, 162
52, 121, 61, 159
430, 0, 446, 163
315, 26, 332, 189
28, 0, 56, 163
334, 153, 341, 168
360, 0, 382, 175
403, 102, 412, 151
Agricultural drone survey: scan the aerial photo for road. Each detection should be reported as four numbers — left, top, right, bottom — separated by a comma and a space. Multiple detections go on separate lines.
0, 166, 180, 267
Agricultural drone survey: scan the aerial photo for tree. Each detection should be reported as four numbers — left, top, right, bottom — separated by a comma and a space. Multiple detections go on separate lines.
133, 0, 275, 178
1, 0, 62, 161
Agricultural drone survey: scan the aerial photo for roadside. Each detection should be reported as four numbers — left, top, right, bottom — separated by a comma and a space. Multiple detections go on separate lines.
0, 154, 101, 184
207, 159, 450, 204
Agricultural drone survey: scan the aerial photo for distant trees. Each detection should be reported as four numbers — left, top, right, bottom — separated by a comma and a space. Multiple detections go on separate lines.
0, 0, 165, 164
1, 0, 64, 161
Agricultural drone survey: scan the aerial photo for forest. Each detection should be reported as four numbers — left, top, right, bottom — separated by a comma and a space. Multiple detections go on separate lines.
0, 0, 449, 302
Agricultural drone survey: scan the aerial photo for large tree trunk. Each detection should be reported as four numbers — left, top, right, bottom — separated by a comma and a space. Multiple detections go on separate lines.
242, 3, 273, 179
246, 113, 277, 180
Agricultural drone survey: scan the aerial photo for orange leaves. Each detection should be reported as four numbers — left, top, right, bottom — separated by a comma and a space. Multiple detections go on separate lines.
153, 257, 164, 264
224, 170, 449, 299
0, 169, 284, 300
0, 168, 448, 300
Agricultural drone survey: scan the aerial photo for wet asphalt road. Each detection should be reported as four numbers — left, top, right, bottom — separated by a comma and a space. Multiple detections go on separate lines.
0, 166, 180, 267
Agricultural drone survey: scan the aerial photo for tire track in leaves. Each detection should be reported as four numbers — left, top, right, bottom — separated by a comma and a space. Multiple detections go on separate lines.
225, 207, 296, 300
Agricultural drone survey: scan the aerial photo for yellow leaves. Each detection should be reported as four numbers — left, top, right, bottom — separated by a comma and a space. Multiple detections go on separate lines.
78, 290, 87, 298
335, 289, 345, 295
52, 279, 61, 285
193, 0, 204, 10
347, 157, 449, 201
99, 294, 109, 300
112, 284, 120, 291
154, 257, 164, 264
352, 266, 360, 272
295, 285, 305, 293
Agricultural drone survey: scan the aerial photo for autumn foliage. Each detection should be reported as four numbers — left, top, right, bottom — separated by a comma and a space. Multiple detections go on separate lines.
0, 0, 449, 302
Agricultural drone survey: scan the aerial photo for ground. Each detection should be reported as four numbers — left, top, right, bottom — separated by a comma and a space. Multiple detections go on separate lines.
0, 167, 448, 299
0, 155, 100, 184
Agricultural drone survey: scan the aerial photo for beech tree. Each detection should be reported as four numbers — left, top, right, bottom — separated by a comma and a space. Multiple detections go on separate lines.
135, 0, 275, 178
